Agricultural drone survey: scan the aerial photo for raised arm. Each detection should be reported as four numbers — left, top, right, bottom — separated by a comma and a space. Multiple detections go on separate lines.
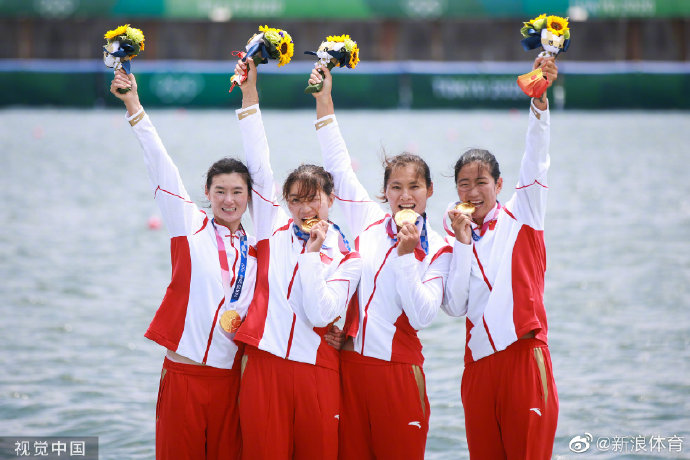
111, 70, 203, 237
509, 57, 556, 229
311, 66, 385, 237
235, 59, 285, 239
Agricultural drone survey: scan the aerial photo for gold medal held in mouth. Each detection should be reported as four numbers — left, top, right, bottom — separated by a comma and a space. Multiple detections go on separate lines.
394, 209, 419, 227
220, 310, 242, 333
455, 202, 476, 215
301, 217, 320, 233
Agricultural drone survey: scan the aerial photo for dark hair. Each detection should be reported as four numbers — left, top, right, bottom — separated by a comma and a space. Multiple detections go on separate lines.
380, 152, 432, 202
453, 149, 501, 183
282, 164, 334, 201
205, 158, 253, 193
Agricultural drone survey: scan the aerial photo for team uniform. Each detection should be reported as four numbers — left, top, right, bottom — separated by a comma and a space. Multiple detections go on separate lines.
444, 100, 559, 459
232, 105, 361, 460
315, 114, 452, 459
127, 108, 258, 460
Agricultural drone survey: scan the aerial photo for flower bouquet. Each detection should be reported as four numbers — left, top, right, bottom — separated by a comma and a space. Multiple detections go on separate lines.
229, 25, 294, 93
102, 24, 145, 94
304, 34, 360, 94
517, 14, 570, 98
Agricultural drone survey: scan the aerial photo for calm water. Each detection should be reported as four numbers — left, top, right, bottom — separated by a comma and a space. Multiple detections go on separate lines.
1, 108, 689, 459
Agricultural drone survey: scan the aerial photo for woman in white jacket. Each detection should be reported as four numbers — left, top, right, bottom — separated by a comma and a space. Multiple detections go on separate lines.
308, 66, 452, 460
444, 56, 560, 459
111, 70, 257, 460
231, 59, 361, 460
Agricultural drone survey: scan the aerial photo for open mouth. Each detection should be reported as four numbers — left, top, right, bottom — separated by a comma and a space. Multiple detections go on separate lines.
222, 207, 237, 212
398, 203, 415, 211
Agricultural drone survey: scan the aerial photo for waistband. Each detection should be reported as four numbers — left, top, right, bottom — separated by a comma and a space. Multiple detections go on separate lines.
163, 357, 239, 377
340, 349, 417, 367
507, 337, 548, 352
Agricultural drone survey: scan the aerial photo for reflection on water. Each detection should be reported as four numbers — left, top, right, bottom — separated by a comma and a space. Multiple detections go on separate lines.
1, 109, 689, 459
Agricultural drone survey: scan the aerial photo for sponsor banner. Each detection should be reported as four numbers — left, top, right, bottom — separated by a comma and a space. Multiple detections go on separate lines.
0, 60, 688, 109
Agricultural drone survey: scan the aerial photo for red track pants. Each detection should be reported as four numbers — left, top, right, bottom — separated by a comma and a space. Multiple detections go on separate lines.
462, 338, 559, 460
238, 347, 339, 460
339, 350, 430, 460
155, 357, 241, 460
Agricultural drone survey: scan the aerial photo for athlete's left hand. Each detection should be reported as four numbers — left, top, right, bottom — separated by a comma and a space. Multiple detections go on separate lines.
397, 222, 420, 256
306, 220, 328, 253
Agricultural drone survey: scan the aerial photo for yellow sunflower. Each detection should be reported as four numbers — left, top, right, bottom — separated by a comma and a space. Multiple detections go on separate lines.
327, 34, 350, 43
104, 24, 129, 41
546, 15, 569, 36
348, 45, 360, 69
277, 34, 294, 67
529, 14, 547, 29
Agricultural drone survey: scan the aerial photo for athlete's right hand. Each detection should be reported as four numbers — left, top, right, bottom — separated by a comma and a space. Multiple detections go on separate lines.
306, 220, 329, 253
448, 210, 472, 245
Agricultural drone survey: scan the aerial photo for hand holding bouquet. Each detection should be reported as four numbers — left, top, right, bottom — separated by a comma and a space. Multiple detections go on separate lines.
517, 14, 570, 98
103, 24, 145, 94
229, 25, 294, 92
304, 35, 360, 94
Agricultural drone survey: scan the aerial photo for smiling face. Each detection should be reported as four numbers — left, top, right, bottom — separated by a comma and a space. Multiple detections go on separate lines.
455, 161, 503, 225
385, 164, 434, 219
205, 172, 249, 231
286, 183, 334, 228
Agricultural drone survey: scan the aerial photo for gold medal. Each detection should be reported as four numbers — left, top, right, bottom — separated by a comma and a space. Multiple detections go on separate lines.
455, 202, 476, 215
301, 217, 320, 233
220, 310, 242, 333
394, 209, 419, 227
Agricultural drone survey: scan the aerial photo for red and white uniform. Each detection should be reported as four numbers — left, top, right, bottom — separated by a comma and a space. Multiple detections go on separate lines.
316, 114, 452, 460
129, 108, 257, 367
233, 105, 361, 460
128, 108, 257, 459
444, 101, 559, 459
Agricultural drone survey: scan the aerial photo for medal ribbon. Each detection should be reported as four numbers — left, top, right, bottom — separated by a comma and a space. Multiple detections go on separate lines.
292, 221, 352, 253
471, 202, 501, 242
212, 219, 248, 305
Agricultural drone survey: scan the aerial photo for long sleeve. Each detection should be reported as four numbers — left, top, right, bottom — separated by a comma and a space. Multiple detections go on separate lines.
509, 100, 551, 230
297, 251, 362, 328
236, 104, 287, 239
129, 109, 204, 237
315, 114, 386, 237
390, 246, 452, 330
442, 240, 472, 317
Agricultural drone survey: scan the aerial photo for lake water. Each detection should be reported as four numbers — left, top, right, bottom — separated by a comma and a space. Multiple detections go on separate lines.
1, 107, 689, 459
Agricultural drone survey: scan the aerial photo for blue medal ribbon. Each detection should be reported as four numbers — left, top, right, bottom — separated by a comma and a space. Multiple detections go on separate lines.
292, 220, 352, 252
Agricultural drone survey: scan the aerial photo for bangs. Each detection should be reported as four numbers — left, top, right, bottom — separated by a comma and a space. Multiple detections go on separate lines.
283, 175, 322, 201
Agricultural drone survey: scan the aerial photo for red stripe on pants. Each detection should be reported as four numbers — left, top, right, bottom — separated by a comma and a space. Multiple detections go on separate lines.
155, 358, 241, 460
238, 347, 339, 460
339, 350, 430, 460
461, 338, 559, 460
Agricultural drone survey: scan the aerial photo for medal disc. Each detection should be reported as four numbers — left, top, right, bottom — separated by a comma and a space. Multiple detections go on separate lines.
220, 310, 241, 333
455, 202, 476, 215
394, 209, 419, 227
301, 218, 320, 233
